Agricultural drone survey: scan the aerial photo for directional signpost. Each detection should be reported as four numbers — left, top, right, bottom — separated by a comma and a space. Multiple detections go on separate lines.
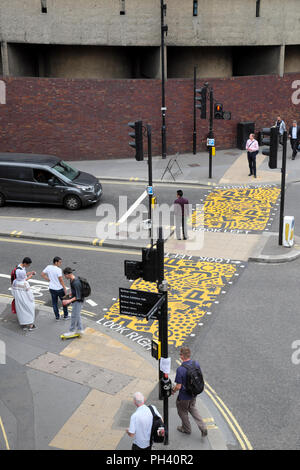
119, 227, 170, 444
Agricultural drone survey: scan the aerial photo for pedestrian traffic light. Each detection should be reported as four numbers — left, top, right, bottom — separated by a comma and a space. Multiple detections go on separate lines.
195, 87, 207, 119
214, 103, 223, 119
128, 120, 144, 161
124, 247, 159, 283
261, 127, 278, 169
141, 247, 158, 282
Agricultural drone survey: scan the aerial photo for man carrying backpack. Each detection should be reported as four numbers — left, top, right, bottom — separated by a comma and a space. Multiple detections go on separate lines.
172, 346, 207, 438
61, 267, 85, 337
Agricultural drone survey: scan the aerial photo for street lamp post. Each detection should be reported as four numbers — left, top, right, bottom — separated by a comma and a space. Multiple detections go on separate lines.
161, 0, 167, 159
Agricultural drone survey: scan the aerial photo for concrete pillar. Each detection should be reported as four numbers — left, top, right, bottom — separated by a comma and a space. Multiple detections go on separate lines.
1, 41, 9, 76
278, 44, 285, 77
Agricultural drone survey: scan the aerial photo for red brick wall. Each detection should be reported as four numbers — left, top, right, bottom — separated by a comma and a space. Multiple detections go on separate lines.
0, 74, 299, 160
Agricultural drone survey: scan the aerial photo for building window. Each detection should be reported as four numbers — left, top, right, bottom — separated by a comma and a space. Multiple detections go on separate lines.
41, 0, 47, 14
120, 0, 125, 15
193, 0, 198, 16
256, 0, 260, 17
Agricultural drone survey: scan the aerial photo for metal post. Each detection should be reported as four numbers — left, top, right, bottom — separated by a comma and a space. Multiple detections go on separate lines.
147, 124, 153, 244
208, 87, 214, 179
157, 226, 169, 445
161, 0, 167, 159
193, 66, 197, 155
279, 130, 287, 246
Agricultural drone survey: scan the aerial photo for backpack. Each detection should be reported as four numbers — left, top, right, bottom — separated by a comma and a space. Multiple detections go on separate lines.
182, 361, 204, 396
78, 276, 91, 298
148, 405, 165, 444
11, 266, 21, 284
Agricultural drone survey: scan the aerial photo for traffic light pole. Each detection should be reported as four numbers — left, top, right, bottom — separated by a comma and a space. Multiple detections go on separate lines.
208, 87, 214, 179
279, 130, 287, 246
157, 226, 169, 445
193, 66, 197, 155
147, 124, 153, 244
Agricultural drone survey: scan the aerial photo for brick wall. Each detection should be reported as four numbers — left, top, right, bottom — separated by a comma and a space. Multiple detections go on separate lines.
0, 74, 299, 161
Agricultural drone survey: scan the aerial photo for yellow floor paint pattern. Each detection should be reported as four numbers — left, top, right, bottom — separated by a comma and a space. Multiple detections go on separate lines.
194, 186, 280, 232
104, 258, 238, 348
50, 327, 156, 450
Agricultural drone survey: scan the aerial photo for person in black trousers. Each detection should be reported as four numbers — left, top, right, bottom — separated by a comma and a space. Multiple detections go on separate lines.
288, 121, 300, 160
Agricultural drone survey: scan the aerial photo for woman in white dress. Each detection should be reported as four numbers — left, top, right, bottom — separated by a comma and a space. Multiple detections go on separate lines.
12, 258, 36, 331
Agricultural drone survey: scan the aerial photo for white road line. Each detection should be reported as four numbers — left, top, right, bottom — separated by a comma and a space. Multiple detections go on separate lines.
86, 299, 98, 307
0, 274, 48, 285
117, 190, 147, 224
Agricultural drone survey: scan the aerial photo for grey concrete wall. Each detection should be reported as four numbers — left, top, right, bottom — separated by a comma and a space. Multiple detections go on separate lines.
285, 46, 300, 73
168, 47, 232, 78
0, 0, 300, 47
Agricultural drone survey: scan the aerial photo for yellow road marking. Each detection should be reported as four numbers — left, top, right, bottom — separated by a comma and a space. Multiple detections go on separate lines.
205, 382, 253, 450
0, 416, 10, 450
0, 237, 139, 256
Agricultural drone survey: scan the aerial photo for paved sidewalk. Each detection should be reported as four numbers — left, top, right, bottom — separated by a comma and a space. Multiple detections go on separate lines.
0, 296, 226, 450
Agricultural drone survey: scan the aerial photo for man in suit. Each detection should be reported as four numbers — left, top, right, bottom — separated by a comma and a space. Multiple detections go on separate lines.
288, 120, 300, 160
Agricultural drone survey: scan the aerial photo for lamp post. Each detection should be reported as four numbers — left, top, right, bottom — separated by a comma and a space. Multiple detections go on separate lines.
161, 0, 167, 159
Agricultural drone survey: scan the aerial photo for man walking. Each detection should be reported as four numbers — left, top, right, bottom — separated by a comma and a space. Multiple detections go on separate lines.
174, 190, 189, 240
275, 115, 286, 144
62, 267, 84, 337
41, 257, 69, 321
172, 346, 207, 438
126, 392, 162, 450
288, 120, 300, 160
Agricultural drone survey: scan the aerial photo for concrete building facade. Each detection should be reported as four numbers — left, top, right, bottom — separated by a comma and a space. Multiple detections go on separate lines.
0, 0, 300, 160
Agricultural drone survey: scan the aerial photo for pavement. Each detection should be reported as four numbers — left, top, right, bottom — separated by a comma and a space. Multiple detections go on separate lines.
1, 145, 300, 451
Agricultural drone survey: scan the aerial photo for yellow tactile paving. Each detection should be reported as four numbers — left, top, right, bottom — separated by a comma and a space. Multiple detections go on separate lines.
61, 327, 156, 380
219, 152, 282, 185
49, 378, 155, 450
49, 328, 157, 450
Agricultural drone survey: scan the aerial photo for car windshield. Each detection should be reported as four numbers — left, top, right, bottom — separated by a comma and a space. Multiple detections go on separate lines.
52, 161, 79, 181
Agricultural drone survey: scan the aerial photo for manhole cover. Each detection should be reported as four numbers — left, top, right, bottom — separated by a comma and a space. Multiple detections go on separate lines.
188, 163, 200, 167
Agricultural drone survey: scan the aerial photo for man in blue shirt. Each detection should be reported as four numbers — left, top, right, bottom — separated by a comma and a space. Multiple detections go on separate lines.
172, 346, 207, 437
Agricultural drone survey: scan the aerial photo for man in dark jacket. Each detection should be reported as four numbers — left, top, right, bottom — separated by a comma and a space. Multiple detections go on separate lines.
172, 346, 207, 437
288, 121, 300, 160
174, 190, 189, 240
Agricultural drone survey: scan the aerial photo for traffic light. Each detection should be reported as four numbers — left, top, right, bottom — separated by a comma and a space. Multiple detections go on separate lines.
124, 247, 158, 283
214, 103, 223, 119
195, 87, 207, 119
261, 127, 278, 169
128, 120, 144, 161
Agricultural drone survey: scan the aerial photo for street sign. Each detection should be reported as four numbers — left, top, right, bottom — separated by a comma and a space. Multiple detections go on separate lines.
207, 138, 215, 146
147, 186, 153, 195
119, 288, 164, 319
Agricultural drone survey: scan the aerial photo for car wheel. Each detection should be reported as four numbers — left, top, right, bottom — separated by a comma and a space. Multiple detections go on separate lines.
0, 192, 5, 207
63, 194, 82, 210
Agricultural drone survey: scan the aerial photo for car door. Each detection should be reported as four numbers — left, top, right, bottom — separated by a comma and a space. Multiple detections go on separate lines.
32, 169, 65, 204
0, 166, 36, 202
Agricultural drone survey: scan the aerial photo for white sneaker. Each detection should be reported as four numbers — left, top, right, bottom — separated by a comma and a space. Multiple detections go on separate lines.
63, 331, 75, 338
76, 329, 85, 335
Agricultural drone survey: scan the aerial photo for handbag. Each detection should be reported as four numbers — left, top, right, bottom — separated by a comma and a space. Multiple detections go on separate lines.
11, 298, 16, 314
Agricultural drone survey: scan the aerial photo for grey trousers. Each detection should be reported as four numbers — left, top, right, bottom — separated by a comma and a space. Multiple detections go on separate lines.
176, 397, 206, 433
69, 301, 83, 332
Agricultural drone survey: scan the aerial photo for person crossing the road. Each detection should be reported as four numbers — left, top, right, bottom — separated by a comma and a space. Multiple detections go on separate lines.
11, 257, 36, 331
174, 190, 190, 240
41, 256, 69, 321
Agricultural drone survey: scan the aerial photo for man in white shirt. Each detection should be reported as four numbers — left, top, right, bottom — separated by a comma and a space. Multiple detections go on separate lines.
41, 256, 69, 320
288, 121, 300, 160
126, 392, 162, 450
